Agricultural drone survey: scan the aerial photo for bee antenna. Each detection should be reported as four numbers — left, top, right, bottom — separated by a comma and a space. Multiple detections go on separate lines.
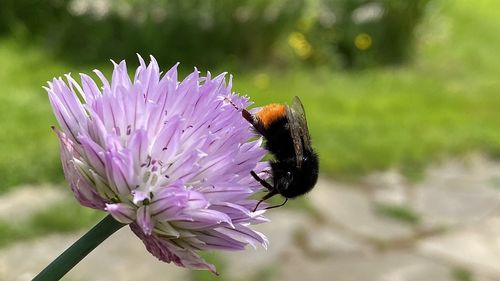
224, 96, 240, 110
224, 96, 256, 125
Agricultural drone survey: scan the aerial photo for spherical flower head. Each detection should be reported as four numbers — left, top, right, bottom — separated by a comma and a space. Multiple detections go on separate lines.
46, 56, 270, 273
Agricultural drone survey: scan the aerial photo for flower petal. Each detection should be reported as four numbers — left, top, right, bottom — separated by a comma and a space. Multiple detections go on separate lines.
105, 203, 136, 224
137, 205, 154, 235
130, 223, 218, 274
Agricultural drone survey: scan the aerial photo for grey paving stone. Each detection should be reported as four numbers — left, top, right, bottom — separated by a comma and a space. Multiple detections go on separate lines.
418, 217, 500, 280
365, 169, 410, 206
5, 156, 500, 281
414, 157, 500, 229
223, 210, 310, 280
0, 228, 190, 281
304, 224, 373, 257
309, 179, 415, 242
279, 250, 454, 281
0, 185, 68, 222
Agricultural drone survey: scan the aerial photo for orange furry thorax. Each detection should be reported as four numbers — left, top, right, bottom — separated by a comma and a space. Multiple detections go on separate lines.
256, 104, 287, 129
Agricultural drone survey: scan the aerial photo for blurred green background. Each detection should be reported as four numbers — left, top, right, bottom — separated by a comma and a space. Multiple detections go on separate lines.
1, 0, 500, 279
3, 0, 500, 189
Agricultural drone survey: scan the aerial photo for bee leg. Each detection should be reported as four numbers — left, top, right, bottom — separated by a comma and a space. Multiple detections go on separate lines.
250, 170, 274, 191
265, 198, 289, 210
250, 171, 281, 212
253, 190, 279, 212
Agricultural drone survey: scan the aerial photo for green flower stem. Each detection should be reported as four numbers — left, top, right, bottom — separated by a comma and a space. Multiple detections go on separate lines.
33, 214, 125, 281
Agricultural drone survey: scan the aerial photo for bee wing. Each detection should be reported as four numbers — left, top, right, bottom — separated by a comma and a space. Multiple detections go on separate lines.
286, 96, 312, 168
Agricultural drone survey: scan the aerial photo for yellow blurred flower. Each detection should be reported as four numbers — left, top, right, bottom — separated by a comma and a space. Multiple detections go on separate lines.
354, 33, 372, 50
288, 32, 313, 59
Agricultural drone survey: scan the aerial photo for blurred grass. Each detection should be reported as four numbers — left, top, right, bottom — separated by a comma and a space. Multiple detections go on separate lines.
375, 203, 421, 225
235, 0, 500, 180
1, 0, 500, 192
233, 3, 500, 180
0, 40, 71, 189
452, 268, 473, 281
191, 253, 226, 281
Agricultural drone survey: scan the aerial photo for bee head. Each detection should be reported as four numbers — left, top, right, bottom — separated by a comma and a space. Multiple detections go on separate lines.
273, 166, 294, 193
271, 152, 319, 199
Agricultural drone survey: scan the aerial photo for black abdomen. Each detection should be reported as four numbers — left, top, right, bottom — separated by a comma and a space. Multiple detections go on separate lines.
261, 116, 295, 159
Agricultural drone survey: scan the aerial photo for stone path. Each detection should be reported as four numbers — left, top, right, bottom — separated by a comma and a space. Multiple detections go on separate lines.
0, 185, 68, 222
0, 229, 190, 281
2, 154, 500, 281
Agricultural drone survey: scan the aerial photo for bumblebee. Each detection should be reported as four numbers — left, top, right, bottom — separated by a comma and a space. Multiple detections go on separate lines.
227, 96, 319, 211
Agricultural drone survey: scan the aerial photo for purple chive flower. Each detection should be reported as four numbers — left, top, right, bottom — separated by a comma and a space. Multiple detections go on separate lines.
46, 56, 270, 273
